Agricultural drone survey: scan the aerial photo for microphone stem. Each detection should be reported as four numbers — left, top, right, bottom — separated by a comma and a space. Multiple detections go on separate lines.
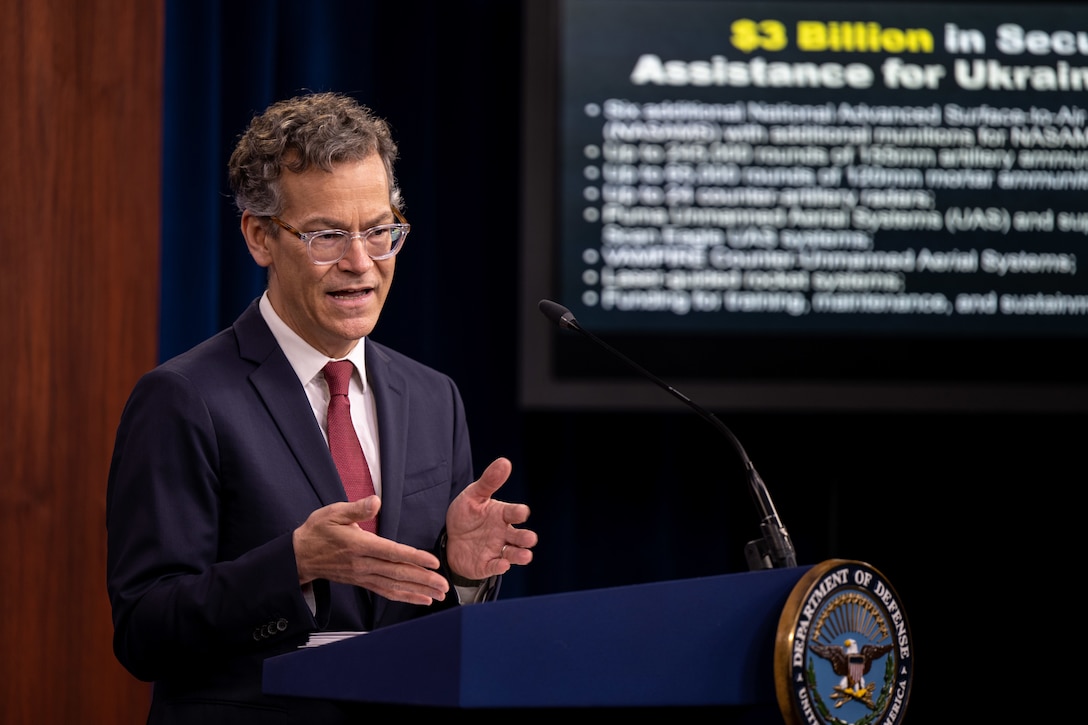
565, 318, 797, 569
567, 320, 745, 457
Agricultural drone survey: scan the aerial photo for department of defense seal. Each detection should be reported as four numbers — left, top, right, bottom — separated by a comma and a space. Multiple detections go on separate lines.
774, 559, 912, 725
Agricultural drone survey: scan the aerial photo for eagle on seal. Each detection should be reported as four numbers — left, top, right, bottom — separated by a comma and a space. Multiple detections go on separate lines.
810, 638, 892, 698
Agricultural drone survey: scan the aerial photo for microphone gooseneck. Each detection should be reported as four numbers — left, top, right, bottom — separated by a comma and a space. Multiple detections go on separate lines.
537, 299, 798, 571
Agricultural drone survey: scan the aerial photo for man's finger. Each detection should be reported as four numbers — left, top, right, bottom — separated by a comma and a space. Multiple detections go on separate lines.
335, 495, 381, 525
470, 457, 513, 499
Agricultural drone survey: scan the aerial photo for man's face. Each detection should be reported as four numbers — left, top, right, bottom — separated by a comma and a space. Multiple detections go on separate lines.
243, 154, 397, 358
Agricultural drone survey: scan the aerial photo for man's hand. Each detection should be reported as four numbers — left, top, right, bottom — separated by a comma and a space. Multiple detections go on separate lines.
444, 457, 538, 582
293, 497, 449, 605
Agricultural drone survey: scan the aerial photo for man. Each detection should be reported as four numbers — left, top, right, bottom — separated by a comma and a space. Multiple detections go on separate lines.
106, 91, 537, 724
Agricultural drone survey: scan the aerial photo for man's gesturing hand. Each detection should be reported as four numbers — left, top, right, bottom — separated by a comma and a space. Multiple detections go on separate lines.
444, 457, 538, 582
293, 497, 450, 605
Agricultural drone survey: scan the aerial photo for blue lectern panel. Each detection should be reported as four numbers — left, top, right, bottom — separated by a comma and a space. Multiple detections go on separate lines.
264, 566, 808, 708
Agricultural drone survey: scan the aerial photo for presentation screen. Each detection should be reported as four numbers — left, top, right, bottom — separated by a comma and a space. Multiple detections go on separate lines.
519, 0, 1088, 411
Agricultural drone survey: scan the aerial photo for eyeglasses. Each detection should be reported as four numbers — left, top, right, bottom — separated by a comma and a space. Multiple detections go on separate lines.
269, 208, 410, 265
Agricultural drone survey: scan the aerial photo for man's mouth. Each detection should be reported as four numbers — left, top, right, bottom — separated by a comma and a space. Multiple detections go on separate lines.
329, 287, 371, 300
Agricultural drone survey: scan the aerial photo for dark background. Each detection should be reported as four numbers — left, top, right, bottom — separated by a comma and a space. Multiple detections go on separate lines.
159, 1, 1084, 721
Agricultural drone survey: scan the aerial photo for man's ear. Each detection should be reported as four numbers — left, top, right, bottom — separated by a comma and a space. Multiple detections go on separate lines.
241, 210, 273, 268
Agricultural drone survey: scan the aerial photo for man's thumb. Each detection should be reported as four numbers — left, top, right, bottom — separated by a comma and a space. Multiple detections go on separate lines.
346, 495, 381, 523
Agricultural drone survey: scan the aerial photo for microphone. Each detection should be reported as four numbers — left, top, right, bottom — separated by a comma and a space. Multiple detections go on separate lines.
538, 299, 798, 571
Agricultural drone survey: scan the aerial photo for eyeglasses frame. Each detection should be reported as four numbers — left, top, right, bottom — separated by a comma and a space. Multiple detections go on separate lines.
268, 207, 411, 264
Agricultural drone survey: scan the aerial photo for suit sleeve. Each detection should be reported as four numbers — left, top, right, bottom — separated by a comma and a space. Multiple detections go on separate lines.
105, 367, 317, 682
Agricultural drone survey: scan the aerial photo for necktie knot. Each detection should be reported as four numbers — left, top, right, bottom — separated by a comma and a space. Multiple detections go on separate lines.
323, 360, 353, 397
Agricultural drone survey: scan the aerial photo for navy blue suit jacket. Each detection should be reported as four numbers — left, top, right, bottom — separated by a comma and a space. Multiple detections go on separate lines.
106, 299, 493, 724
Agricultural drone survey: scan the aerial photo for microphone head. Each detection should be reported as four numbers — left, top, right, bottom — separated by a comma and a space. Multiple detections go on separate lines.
538, 299, 578, 329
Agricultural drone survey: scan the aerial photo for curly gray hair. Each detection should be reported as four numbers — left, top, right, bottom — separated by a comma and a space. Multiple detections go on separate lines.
228, 91, 403, 219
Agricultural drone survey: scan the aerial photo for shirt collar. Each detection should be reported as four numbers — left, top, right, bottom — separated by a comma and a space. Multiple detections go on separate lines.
257, 291, 368, 391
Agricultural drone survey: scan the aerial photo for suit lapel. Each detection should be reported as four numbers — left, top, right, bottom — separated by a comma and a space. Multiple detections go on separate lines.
363, 341, 411, 625
365, 341, 408, 540
234, 301, 345, 508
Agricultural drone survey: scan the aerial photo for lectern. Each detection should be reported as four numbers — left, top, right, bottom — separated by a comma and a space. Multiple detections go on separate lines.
264, 566, 809, 712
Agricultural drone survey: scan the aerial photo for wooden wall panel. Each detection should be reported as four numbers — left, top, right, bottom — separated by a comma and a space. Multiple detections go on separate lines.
0, 0, 163, 722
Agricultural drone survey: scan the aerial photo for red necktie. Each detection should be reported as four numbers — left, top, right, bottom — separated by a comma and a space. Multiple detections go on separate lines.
322, 361, 377, 532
